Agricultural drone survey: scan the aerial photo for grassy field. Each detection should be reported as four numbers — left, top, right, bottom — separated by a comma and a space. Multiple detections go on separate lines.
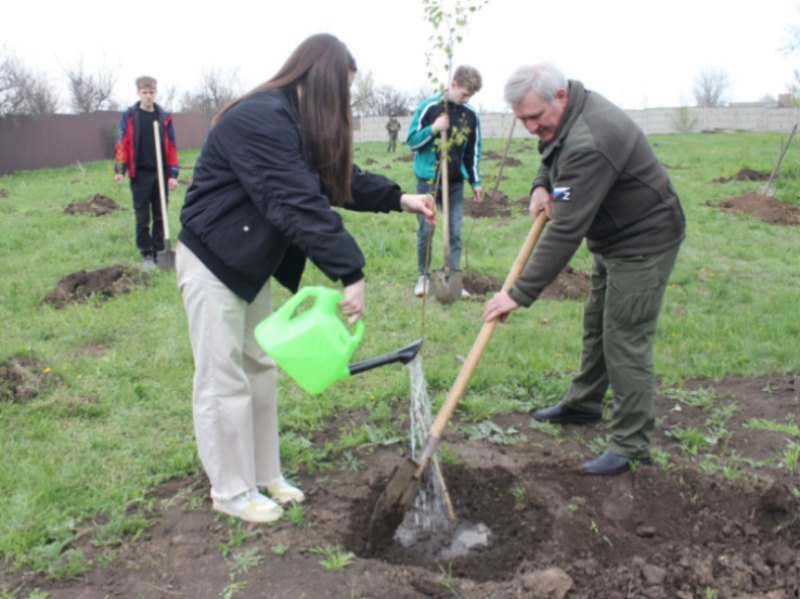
1, 131, 798, 576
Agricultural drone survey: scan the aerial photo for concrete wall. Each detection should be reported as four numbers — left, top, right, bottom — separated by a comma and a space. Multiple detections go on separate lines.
2, 107, 798, 176
355, 107, 800, 143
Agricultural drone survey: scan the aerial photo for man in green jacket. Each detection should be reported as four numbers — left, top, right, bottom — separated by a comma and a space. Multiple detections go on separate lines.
483, 63, 686, 476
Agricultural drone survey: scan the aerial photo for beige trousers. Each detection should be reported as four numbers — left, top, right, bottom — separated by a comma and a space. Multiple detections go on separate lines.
176, 243, 282, 500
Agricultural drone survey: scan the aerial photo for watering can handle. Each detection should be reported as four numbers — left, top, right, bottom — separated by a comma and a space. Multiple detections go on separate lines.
279, 286, 365, 350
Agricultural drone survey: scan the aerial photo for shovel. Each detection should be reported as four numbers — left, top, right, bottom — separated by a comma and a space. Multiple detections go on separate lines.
152, 120, 176, 271
431, 129, 463, 303
367, 212, 549, 550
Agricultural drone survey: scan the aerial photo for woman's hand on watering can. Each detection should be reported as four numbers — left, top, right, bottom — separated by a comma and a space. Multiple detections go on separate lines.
400, 193, 436, 225
340, 279, 366, 324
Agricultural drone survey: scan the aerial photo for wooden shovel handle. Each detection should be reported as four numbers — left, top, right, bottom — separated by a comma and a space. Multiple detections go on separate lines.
440, 129, 450, 265
427, 212, 548, 441
153, 121, 171, 241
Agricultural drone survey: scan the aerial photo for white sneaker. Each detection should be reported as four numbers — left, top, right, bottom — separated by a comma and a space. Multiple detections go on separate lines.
141, 256, 156, 272
460, 288, 471, 299
265, 479, 306, 505
213, 490, 283, 523
414, 275, 429, 297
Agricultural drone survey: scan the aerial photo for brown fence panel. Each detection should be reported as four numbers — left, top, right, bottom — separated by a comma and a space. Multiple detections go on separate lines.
0, 112, 213, 176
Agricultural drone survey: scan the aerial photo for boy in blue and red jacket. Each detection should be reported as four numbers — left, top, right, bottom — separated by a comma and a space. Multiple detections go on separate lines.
114, 76, 179, 271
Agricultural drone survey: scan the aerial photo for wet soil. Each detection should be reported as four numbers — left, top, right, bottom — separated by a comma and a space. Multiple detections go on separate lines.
43, 265, 148, 308
3, 374, 798, 598
64, 194, 121, 216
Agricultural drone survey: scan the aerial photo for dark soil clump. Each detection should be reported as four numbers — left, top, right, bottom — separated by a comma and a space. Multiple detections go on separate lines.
540, 265, 590, 300
712, 167, 770, 182
463, 266, 589, 300
0, 355, 50, 403
715, 192, 800, 225
482, 150, 523, 167
462, 271, 501, 295
64, 194, 121, 216
465, 189, 528, 218
0, 188, 9, 198
44, 265, 147, 308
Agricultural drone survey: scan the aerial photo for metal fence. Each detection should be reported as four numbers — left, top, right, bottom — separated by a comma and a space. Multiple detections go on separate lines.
0, 112, 213, 176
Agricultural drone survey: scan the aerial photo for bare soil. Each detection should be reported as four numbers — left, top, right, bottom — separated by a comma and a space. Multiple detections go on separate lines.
43, 265, 148, 308
712, 168, 771, 183
64, 194, 121, 216
463, 266, 590, 301
3, 374, 798, 598
3, 190, 799, 598
714, 192, 800, 226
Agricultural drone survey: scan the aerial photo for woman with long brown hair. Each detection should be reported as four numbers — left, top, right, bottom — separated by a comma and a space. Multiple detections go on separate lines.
177, 33, 434, 523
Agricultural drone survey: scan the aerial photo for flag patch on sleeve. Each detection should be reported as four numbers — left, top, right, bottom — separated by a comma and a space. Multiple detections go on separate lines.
552, 187, 572, 202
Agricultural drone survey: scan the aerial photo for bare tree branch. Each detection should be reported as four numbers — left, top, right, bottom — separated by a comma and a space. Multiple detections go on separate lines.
180, 68, 241, 113
65, 59, 117, 113
1, 48, 59, 116
692, 68, 731, 107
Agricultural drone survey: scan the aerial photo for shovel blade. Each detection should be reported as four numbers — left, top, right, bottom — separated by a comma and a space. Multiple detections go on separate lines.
366, 457, 422, 551
157, 243, 176, 271
431, 268, 462, 304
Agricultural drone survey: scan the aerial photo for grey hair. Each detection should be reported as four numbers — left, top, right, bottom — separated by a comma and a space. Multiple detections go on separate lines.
504, 63, 567, 107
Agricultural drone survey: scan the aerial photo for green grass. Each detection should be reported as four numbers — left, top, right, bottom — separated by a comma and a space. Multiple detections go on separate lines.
1, 132, 799, 572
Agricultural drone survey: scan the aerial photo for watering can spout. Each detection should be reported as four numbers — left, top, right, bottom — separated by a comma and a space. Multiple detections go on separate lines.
348, 339, 423, 376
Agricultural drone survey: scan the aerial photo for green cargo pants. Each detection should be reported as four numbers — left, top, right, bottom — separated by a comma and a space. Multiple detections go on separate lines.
562, 244, 680, 458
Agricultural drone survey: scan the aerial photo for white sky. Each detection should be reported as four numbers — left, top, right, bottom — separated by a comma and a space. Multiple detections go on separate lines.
2, 0, 798, 112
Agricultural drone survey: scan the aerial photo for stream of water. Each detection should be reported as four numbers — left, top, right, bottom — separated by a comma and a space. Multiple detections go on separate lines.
395, 353, 454, 542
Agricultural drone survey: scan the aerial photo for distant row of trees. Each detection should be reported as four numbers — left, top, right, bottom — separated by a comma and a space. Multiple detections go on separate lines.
2, 46, 797, 118
0, 47, 426, 118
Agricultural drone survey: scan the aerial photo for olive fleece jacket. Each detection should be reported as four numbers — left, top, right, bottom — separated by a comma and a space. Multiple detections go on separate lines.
509, 80, 686, 307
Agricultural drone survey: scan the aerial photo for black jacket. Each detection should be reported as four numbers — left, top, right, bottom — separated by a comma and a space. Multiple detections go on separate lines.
179, 88, 403, 302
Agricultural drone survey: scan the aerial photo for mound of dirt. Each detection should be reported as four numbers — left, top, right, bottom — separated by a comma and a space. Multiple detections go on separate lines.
539, 266, 590, 301
64, 194, 121, 216
465, 189, 528, 219
0, 355, 50, 403
712, 168, 770, 183
394, 154, 415, 162
463, 271, 501, 295
5, 374, 798, 598
0, 188, 9, 198
715, 192, 800, 225
43, 265, 147, 308
463, 266, 589, 300
482, 150, 523, 167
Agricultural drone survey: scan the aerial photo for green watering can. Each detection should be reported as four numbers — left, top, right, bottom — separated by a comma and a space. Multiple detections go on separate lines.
254, 286, 421, 394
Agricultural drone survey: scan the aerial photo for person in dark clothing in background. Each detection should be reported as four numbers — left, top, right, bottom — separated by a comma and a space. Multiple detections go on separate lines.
483, 63, 686, 476
177, 34, 435, 523
386, 113, 401, 152
114, 76, 179, 272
